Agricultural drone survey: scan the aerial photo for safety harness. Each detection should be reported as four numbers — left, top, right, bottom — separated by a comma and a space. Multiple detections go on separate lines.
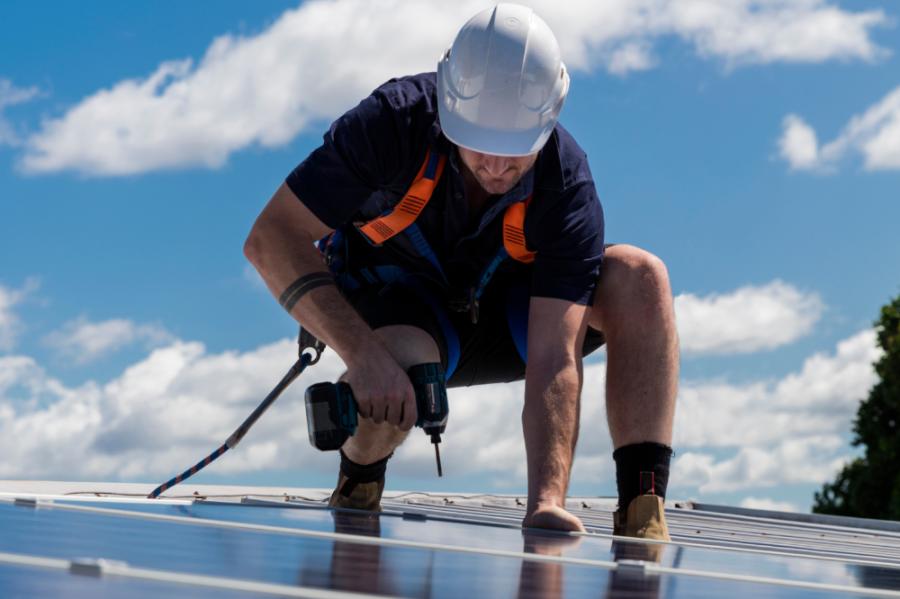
347, 147, 536, 329
356, 148, 535, 264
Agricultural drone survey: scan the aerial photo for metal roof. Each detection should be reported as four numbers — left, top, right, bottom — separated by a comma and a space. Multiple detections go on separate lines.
1, 481, 899, 598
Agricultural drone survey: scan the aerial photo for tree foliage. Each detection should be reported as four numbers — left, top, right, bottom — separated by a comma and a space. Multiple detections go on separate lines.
813, 293, 900, 520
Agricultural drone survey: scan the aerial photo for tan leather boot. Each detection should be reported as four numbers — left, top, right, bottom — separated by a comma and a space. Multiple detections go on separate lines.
328, 473, 385, 512
612, 494, 670, 540
611, 495, 669, 564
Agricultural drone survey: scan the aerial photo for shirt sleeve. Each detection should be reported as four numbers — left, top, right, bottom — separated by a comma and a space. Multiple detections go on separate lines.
529, 181, 605, 305
285, 91, 408, 229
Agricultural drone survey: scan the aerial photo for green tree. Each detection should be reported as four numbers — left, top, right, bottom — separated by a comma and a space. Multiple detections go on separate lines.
814, 293, 900, 520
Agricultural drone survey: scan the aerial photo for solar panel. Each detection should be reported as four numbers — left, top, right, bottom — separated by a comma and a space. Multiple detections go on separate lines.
1, 484, 899, 598
0, 561, 265, 599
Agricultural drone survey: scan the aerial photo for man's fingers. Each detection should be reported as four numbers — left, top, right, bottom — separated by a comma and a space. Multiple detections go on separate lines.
399, 395, 417, 431
368, 396, 386, 424
347, 368, 419, 430
386, 388, 408, 427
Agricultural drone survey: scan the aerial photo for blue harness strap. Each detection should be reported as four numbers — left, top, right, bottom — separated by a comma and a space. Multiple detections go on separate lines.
319, 230, 362, 291
474, 247, 509, 302
423, 149, 442, 179
373, 265, 461, 379
404, 223, 447, 283
505, 283, 531, 363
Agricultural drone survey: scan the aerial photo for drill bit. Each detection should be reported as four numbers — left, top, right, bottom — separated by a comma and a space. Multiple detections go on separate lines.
431, 434, 443, 477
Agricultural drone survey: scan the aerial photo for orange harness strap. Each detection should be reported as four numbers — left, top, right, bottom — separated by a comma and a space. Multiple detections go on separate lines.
357, 149, 446, 245
356, 148, 535, 264
502, 198, 535, 264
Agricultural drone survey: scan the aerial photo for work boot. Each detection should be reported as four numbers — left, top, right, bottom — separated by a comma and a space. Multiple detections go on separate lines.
327, 449, 390, 512
611, 495, 669, 563
613, 494, 669, 540
328, 472, 385, 512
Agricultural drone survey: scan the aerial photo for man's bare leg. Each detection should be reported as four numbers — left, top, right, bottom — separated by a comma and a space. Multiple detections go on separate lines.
589, 244, 678, 448
589, 244, 678, 542
340, 324, 441, 462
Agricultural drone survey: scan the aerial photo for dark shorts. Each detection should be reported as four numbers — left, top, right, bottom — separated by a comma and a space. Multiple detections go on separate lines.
343, 275, 605, 388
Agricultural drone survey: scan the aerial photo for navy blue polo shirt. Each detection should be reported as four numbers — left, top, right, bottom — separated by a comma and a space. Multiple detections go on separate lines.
286, 72, 604, 305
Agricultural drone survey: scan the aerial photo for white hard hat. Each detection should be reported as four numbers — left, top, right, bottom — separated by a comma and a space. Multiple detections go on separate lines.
437, 3, 569, 156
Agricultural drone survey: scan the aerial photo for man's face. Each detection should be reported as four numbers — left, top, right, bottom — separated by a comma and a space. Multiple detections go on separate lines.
457, 147, 538, 195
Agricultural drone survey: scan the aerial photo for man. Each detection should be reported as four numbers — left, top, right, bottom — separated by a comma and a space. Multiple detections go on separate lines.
244, 3, 678, 538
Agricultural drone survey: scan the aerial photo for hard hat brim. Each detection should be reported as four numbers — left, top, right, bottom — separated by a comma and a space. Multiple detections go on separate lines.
437, 67, 562, 156
438, 106, 557, 157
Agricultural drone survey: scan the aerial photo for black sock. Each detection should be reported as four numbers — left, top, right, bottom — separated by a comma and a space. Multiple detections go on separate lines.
613, 442, 673, 510
338, 450, 391, 497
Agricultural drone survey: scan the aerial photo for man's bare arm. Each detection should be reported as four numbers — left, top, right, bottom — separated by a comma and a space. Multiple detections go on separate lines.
243, 183, 416, 430
521, 296, 590, 532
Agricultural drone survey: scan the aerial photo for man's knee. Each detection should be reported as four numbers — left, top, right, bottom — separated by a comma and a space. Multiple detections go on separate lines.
602, 244, 671, 289
373, 325, 441, 369
591, 245, 673, 329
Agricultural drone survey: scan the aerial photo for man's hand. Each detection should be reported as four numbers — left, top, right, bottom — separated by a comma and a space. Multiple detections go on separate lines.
522, 297, 589, 533
343, 345, 417, 431
523, 503, 585, 533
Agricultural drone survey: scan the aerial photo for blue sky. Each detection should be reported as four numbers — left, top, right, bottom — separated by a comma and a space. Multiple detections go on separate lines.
1, 0, 898, 512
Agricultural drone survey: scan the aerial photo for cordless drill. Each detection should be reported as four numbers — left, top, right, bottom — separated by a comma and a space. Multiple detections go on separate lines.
305, 363, 449, 476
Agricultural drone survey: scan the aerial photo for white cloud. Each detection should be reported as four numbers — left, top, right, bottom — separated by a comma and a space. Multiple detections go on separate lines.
771, 328, 879, 411
674, 329, 879, 448
660, 0, 887, 66
779, 85, 900, 172
0, 80, 40, 108
607, 42, 658, 75
675, 436, 848, 494
43, 317, 174, 364
779, 114, 820, 170
19, 0, 888, 176
0, 78, 40, 147
0, 339, 328, 479
675, 280, 824, 355
554, 0, 888, 75
0, 280, 38, 352
0, 290, 22, 352
671, 328, 879, 495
